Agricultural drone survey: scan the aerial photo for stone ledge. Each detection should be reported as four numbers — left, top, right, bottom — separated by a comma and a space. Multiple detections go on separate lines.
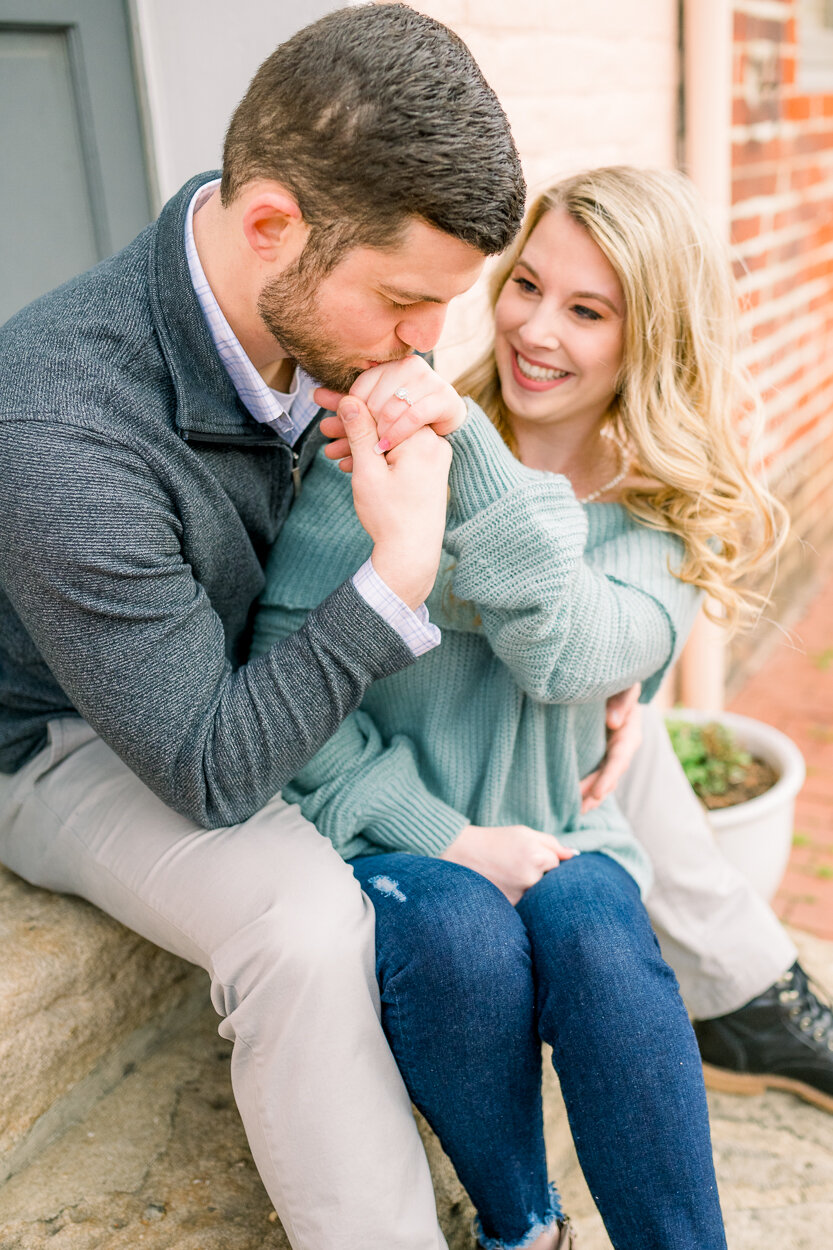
0, 992, 575, 1250
0, 866, 200, 1174
0, 997, 472, 1249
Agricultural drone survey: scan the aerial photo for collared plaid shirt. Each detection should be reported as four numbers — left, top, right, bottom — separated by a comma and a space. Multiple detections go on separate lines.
185, 182, 439, 657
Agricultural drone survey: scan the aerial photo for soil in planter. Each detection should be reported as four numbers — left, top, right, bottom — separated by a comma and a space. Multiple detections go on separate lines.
699, 757, 779, 811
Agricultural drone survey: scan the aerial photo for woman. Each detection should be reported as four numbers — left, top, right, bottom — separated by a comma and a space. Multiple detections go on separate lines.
250, 168, 784, 1249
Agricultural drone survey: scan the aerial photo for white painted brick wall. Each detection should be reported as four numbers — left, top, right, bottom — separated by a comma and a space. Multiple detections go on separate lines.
406, 1, 680, 377
416, 0, 675, 39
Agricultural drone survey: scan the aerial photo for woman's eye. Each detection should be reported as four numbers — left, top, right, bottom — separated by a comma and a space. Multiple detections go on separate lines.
512, 276, 538, 295
573, 304, 602, 321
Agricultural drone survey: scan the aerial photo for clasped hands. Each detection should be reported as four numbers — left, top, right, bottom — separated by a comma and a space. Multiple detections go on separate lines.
314, 353, 468, 473
314, 357, 463, 610
316, 357, 643, 904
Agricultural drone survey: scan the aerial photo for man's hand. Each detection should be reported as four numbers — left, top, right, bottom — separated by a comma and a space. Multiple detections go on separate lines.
440, 823, 578, 906
340, 394, 451, 609
580, 684, 643, 813
316, 356, 467, 469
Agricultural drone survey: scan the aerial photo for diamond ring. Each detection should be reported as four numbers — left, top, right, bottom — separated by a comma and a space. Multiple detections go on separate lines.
394, 387, 413, 406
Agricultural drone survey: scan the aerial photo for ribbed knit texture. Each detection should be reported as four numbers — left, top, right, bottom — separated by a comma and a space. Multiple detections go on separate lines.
253, 406, 702, 891
0, 174, 417, 829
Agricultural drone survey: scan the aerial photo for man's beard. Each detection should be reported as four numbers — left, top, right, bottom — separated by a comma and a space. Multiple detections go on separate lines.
258, 262, 365, 395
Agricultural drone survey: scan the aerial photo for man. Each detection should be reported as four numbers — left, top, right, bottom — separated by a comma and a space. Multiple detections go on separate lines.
0, 7, 524, 1248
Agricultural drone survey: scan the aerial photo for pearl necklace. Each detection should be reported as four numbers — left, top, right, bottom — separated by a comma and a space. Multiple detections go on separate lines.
577, 429, 628, 504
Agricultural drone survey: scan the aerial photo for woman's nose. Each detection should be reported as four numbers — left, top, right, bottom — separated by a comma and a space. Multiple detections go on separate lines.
518, 311, 560, 352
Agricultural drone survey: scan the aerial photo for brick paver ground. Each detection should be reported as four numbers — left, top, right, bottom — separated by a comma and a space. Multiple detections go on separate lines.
730, 567, 833, 940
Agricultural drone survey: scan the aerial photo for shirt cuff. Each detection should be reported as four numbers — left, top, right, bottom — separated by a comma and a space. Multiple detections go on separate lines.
352, 559, 440, 658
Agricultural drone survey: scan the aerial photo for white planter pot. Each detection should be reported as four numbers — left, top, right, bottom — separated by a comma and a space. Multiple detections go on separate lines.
665, 709, 806, 901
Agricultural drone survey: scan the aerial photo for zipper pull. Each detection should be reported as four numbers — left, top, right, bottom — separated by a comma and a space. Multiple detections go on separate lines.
291, 453, 302, 498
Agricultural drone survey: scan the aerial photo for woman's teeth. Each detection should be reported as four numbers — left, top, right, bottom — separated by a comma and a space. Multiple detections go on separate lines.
515, 352, 568, 381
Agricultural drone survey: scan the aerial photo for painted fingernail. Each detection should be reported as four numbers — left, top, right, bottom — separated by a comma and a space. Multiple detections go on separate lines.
374, 438, 391, 454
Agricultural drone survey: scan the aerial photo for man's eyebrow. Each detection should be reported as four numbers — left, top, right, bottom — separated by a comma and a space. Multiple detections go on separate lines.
380, 285, 446, 305
514, 259, 620, 313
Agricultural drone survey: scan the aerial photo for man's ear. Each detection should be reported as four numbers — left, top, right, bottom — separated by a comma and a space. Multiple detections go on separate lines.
240, 185, 308, 263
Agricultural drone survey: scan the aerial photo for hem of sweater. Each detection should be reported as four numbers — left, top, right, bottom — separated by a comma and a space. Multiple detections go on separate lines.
364, 791, 469, 857
557, 825, 653, 899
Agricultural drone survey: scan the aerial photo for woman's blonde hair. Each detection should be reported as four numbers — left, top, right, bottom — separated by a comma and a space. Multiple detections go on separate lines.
455, 165, 787, 630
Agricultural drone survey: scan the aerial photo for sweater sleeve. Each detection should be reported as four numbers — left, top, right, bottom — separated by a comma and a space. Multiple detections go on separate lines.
445, 402, 702, 704
252, 604, 469, 858
0, 422, 417, 829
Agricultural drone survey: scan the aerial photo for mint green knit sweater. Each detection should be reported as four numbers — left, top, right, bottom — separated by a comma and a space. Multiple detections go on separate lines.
251, 402, 702, 894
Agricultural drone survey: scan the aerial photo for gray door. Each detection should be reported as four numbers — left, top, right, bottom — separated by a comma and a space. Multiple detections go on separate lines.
0, 0, 151, 323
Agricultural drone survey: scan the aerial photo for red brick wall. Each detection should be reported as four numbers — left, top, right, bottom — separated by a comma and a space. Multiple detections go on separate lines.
731, 0, 833, 659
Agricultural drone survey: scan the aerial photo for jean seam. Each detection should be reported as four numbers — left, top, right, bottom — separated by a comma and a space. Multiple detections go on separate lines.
385, 975, 423, 1108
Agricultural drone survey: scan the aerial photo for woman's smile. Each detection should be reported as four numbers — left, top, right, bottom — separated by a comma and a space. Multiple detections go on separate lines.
511, 348, 573, 390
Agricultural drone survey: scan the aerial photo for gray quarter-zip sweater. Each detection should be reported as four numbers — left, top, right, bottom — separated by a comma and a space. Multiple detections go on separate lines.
0, 173, 415, 828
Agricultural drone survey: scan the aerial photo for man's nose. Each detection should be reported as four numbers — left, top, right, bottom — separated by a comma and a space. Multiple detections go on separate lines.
395, 304, 448, 353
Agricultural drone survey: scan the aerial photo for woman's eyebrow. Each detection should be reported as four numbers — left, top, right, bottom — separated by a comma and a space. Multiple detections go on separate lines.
573, 290, 620, 313
515, 259, 620, 314
515, 257, 540, 281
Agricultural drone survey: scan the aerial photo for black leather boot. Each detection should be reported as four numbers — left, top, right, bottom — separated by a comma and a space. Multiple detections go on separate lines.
694, 961, 833, 1113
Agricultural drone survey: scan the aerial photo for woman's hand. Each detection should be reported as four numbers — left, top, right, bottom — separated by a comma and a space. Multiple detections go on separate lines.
440, 824, 578, 906
580, 684, 643, 812
316, 356, 467, 470
337, 395, 451, 609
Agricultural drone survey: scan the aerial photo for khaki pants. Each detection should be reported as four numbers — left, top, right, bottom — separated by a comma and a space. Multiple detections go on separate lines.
619, 705, 796, 1019
0, 718, 446, 1250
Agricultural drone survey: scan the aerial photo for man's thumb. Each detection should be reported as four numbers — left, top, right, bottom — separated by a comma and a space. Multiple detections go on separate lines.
339, 396, 378, 455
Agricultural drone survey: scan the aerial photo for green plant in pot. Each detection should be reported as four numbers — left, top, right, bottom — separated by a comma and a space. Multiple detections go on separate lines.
664, 709, 806, 900
665, 718, 776, 811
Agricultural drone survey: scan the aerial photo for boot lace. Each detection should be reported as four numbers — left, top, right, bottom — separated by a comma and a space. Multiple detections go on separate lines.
777, 965, 833, 1049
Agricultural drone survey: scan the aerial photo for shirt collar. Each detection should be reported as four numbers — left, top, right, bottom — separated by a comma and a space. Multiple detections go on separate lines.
184, 180, 321, 445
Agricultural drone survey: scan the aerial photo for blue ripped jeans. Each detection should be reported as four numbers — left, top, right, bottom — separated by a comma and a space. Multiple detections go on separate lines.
351, 851, 727, 1250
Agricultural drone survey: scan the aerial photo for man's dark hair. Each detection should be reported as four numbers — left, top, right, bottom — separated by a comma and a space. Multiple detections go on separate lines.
221, 3, 525, 266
